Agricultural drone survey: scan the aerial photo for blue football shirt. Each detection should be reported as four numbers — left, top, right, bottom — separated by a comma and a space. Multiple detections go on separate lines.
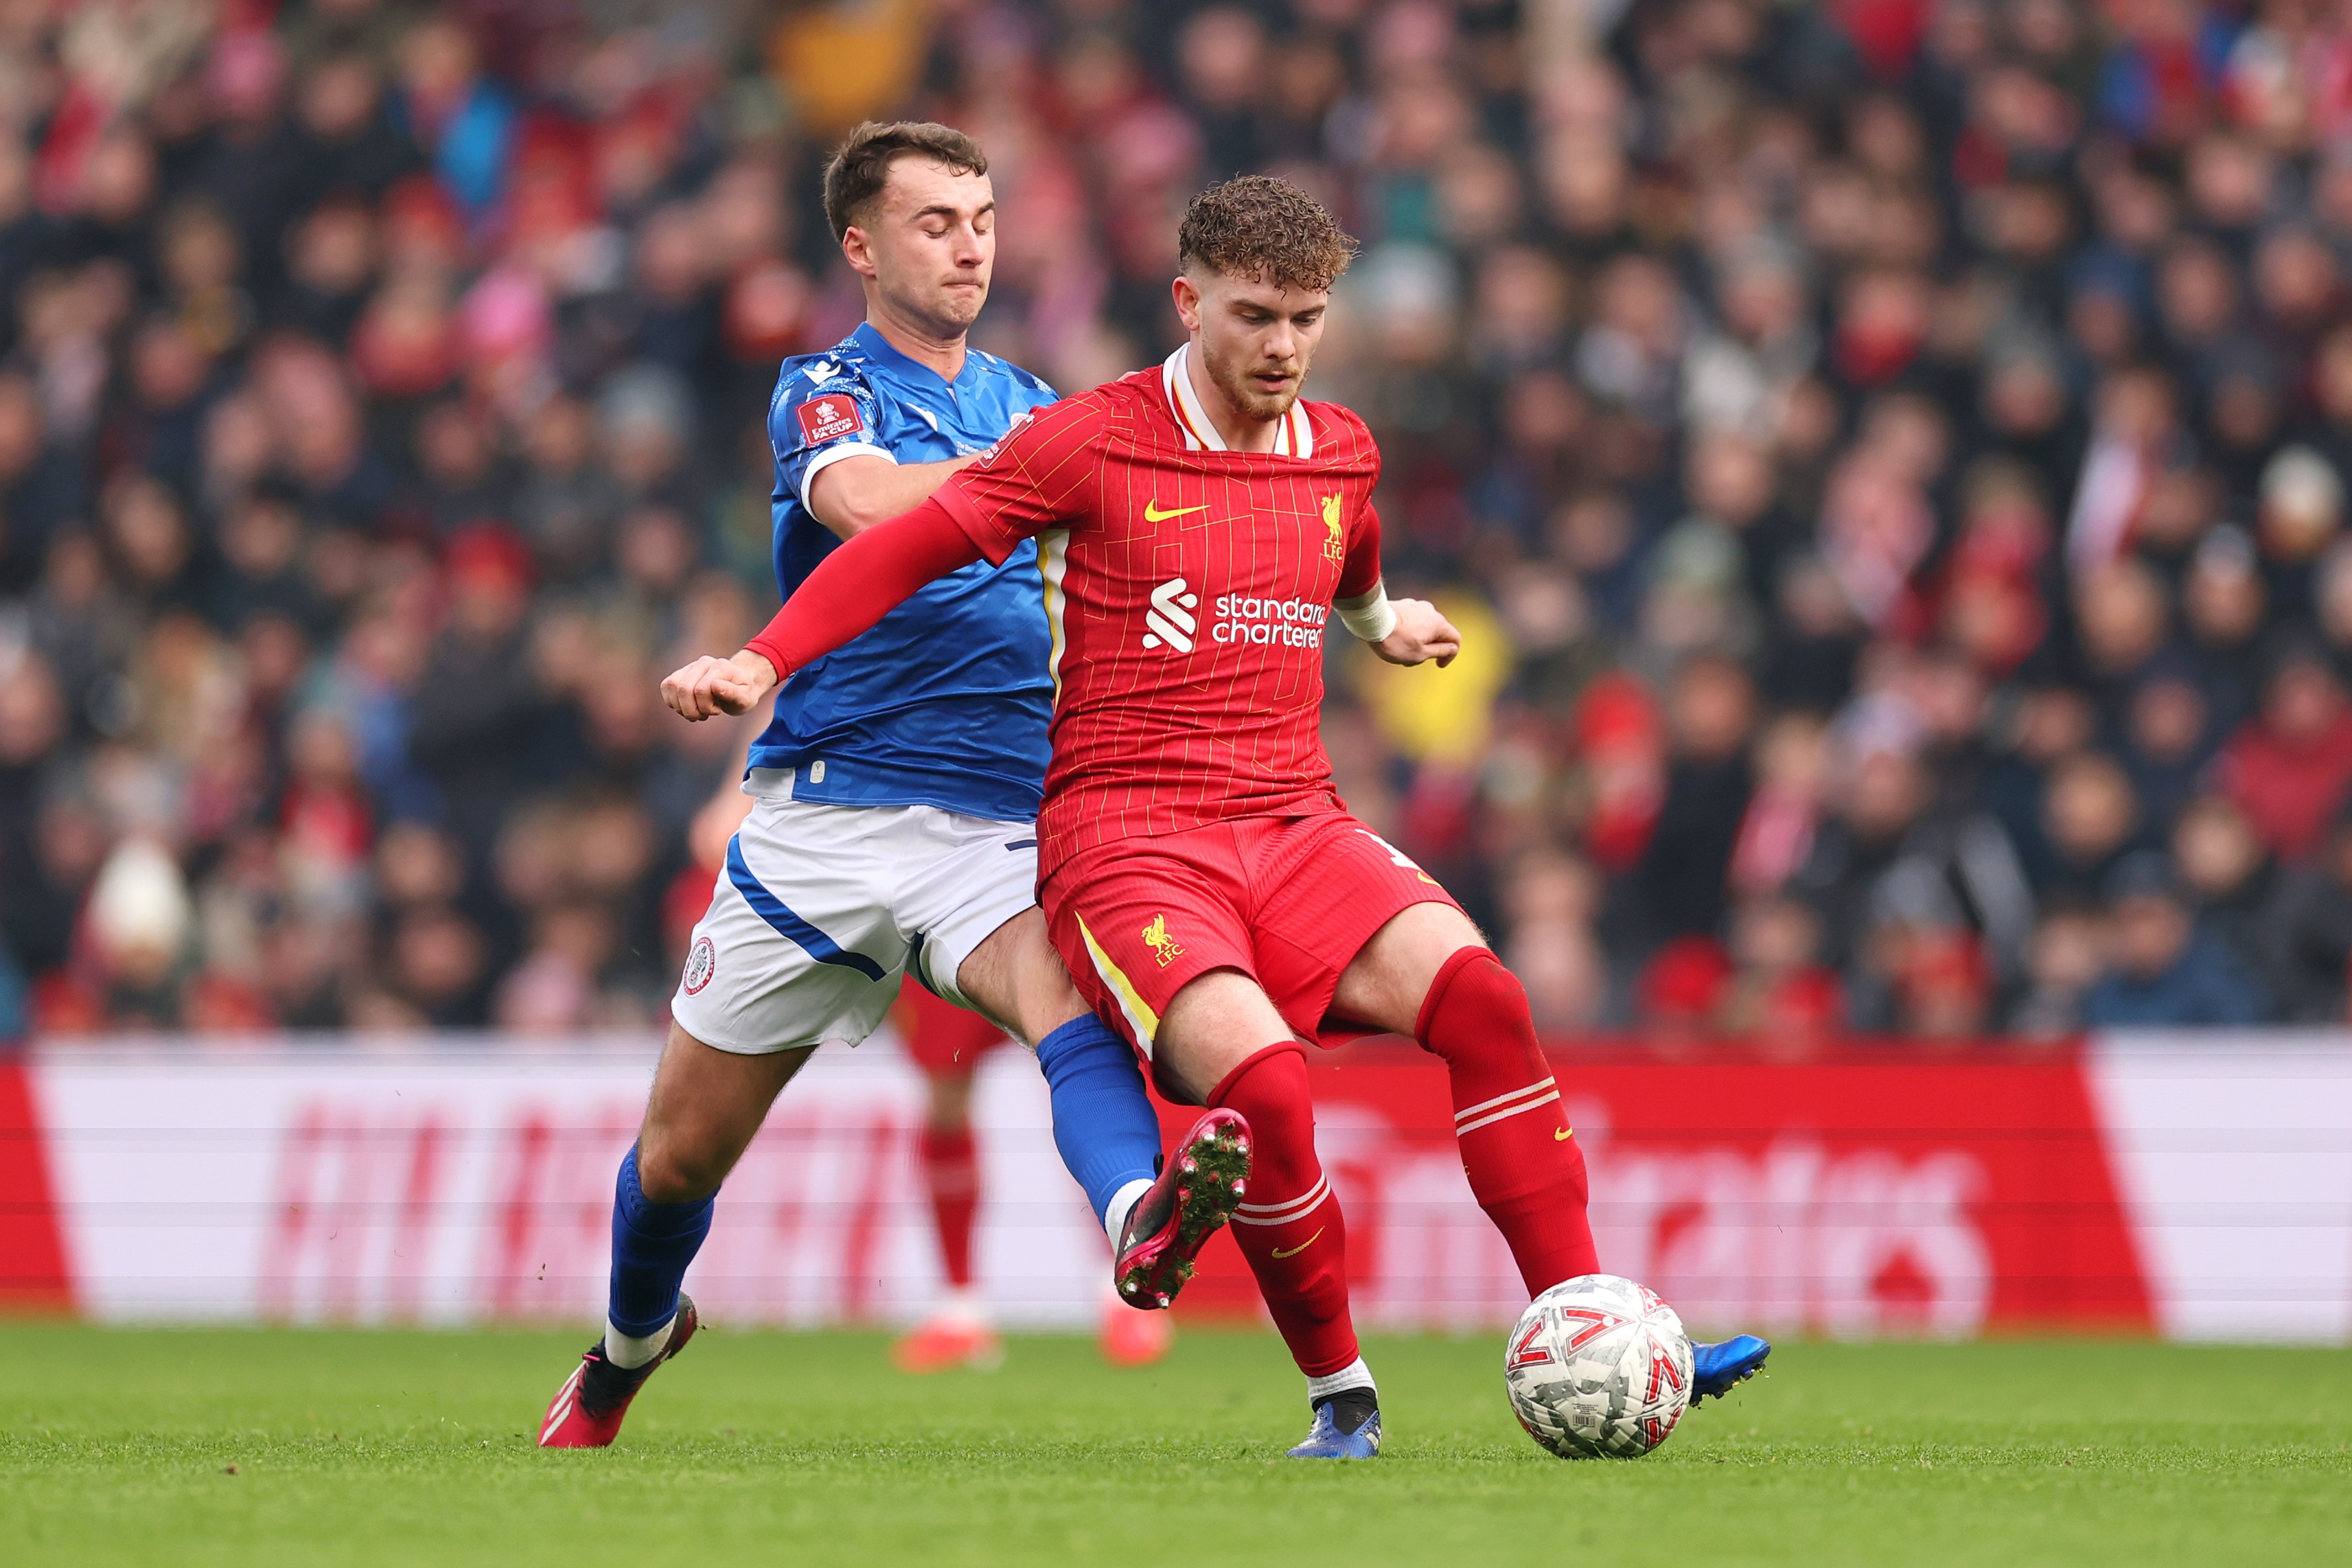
751, 321, 1059, 821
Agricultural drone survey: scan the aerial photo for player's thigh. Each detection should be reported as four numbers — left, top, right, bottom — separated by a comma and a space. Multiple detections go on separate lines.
1329, 900, 1490, 1037
1038, 838, 1257, 1068
1153, 967, 1294, 1106
891, 809, 1069, 1042
1249, 813, 1474, 1037
952, 907, 1091, 1046
670, 799, 910, 1057
638, 1017, 815, 1201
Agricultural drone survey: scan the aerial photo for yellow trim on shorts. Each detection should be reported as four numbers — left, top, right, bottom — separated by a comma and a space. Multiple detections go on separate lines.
1077, 916, 1160, 1052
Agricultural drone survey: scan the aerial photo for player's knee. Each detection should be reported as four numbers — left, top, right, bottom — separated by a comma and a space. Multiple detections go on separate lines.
1414, 946, 1536, 1057
1017, 967, 1093, 1049
1203, 1041, 1312, 1125
635, 1124, 734, 1203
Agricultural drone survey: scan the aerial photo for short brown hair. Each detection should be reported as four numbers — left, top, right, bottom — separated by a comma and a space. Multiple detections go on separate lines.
821, 121, 989, 242
1177, 175, 1358, 294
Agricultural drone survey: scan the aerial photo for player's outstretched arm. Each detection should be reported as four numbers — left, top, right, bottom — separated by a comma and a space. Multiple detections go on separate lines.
658, 497, 986, 722
808, 454, 977, 538
1370, 597, 1460, 668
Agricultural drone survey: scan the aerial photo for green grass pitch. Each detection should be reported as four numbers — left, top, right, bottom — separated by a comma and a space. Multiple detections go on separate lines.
4, 1324, 2349, 1567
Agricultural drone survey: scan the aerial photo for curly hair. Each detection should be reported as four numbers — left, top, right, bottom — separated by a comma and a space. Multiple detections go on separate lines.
1177, 175, 1359, 294
822, 121, 989, 242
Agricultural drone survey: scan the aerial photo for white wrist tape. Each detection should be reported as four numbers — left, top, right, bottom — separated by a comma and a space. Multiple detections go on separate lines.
1335, 581, 1398, 643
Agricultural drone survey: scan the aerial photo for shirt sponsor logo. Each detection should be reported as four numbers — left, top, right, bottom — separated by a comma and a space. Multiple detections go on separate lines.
1212, 592, 1328, 649
1143, 577, 1331, 653
797, 394, 864, 445
1142, 577, 1199, 652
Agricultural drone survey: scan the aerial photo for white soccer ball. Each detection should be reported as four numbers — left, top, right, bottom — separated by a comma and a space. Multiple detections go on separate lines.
1503, 1273, 1694, 1459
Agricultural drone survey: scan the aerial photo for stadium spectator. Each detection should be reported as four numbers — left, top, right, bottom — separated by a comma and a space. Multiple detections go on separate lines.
2261, 803, 2352, 1024
12, 0, 2352, 1038
2213, 647, 2352, 863
1718, 892, 1843, 1042
2007, 897, 2105, 1040
2169, 793, 2286, 1000
1622, 652, 1756, 951
2082, 852, 2267, 1028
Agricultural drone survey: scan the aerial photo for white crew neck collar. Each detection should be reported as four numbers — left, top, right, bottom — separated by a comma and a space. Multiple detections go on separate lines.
1160, 345, 1313, 458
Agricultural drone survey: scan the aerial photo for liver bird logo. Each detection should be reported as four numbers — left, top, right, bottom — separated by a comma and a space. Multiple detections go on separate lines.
1320, 495, 1346, 562
1140, 914, 1184, 967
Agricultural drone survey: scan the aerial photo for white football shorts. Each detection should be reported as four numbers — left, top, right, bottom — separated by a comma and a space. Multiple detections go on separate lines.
669, 789, 1039, 1055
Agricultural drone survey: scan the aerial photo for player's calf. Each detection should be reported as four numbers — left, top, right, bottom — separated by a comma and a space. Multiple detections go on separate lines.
1033, 1011, 1170, 1278
607, 1143, 716, 1340
1416, 945, 1599, 1292
1204, 1044, 1369, 1393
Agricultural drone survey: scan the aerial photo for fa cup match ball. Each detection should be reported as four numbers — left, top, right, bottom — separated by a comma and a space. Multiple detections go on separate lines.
1503, 1273, 1693, 1459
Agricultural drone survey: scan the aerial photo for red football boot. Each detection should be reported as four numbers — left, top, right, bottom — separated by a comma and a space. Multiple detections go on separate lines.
538, 1295, 700, 1449
1098, 1291, 1175, 1367
892, 1308, 1004, 1373
1113, 1108, 1251, 1308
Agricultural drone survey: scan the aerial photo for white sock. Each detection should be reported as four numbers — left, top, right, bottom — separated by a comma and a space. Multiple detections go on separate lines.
932, 1284, 989, 1325
1103, 1177, 1154, 1247
1306, 1357, 1376, 1404
603, 1314, 673, 1370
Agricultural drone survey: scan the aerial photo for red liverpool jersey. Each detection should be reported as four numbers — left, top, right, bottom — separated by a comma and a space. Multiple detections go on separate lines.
931, 347, 1385, 877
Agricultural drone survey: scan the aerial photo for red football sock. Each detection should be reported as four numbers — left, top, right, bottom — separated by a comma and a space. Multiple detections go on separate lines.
919, 1122, 980, 1289
1207, 1044, 1359, 1378
1417, 947, 1600, 1293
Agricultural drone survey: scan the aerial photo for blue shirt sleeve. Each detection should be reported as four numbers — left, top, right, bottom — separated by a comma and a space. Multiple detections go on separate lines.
771, 360, 894, 513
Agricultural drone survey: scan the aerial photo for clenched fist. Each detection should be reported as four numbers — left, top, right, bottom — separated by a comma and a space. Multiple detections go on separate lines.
661, 650, 781, 720
1371, 597, 1462, 668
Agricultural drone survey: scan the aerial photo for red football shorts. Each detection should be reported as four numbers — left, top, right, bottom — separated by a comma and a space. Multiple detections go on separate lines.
1041, 809, 1461, 1061
892, 976, 1008, 1075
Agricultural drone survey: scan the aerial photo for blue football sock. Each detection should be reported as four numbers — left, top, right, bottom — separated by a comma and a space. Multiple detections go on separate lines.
607, 1144, 715, 1339
1035, 1014, 1162, 1232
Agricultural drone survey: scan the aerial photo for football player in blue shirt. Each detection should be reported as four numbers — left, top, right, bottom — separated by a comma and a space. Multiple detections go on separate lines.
539, 122, 1251, 1447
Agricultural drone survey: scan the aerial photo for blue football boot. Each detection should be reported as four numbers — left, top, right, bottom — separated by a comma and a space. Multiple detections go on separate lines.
1287, 1392, 1382, 1458
1689, 1334, 1771, 1402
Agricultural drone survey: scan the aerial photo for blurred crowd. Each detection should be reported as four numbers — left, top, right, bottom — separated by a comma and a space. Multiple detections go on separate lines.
12, 0, 2352, 1041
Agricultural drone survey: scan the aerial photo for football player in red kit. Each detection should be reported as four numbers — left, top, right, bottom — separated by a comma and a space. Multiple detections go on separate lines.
890, 979, 1173, 1371
888, 980, 1007, 1370
662, 176, 1769, 1456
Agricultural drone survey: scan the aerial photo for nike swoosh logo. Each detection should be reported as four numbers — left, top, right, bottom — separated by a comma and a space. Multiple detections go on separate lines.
1554, 1128, 1573, 1140
1270, 1227, 1324, 1259
1144, 501, 1209, 522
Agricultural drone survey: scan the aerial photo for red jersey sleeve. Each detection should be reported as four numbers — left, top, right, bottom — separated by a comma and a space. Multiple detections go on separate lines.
932, 393, 1109, 563
742, 498, 984, 679
1337, 499, 1384, 601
